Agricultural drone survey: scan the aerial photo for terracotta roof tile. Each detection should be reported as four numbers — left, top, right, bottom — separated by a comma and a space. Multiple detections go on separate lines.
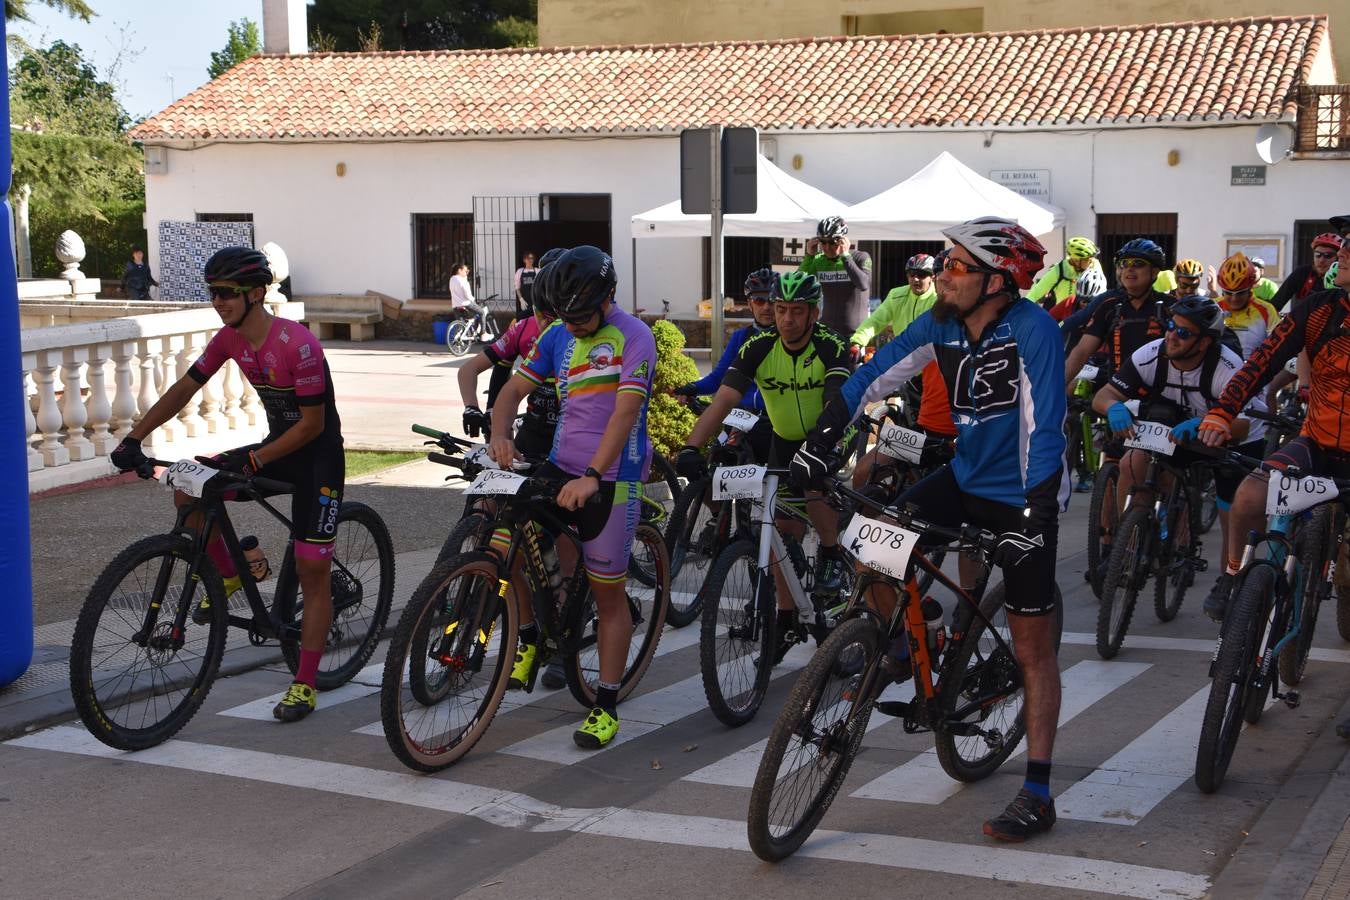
131, 16, 1329, 142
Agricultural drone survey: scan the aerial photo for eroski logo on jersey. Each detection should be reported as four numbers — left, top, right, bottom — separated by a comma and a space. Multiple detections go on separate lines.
951, 343, 1021, 414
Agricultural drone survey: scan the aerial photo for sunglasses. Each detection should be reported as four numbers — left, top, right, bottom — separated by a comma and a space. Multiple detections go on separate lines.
1166, 319, 1200, 340
208, 284, 246, 299
558, 309, 597, 326
1314, 250, 1338, 259
1222, 289, 1251, 298
748, 295, 772, 305
941, 256, 997, 277
1176, 277, 1201, 287
1117, 259, 1151, 270
906, 269, 933, 277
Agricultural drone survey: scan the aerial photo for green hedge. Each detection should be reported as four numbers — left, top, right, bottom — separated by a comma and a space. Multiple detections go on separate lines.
26, 197, 147, 280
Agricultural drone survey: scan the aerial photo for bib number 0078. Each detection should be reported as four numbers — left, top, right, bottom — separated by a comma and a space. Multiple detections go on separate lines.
840, 515, 920, 580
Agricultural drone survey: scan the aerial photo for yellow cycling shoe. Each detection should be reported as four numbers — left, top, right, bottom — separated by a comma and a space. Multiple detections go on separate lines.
573, 707, 619, 749
191, 574, 243, 625
272, 681, 317, 723
508, 642, 539, 691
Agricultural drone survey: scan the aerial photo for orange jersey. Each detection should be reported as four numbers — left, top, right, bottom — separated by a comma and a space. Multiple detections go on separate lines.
917, 360, 957, 436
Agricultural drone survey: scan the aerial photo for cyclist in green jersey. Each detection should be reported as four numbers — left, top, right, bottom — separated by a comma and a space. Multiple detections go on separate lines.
676, 271, 853, 656
849, 252, 937, 357
799, 216, 872, 337
1027, 235, 1101, 310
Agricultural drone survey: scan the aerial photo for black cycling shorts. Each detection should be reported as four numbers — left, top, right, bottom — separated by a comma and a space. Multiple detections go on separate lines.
229, 440, 345, 560
1157, 440, 1264, 504
515, 414, 556, 460
1264, 435, 1350, 481
896, 466, 1059, 617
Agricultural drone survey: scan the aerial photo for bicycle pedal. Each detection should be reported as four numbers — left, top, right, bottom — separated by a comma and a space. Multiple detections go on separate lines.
875, 699, 914, 718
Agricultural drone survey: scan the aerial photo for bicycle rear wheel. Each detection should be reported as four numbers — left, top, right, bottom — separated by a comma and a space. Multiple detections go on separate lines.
70, 534, 229, 751
380, 552, 517, 772
664, 476, 720, 626
565, 522, 670, 706
281, 502, 395, 690
1086, 461, 1120, 599
1096, 506, 1151, 659
933, 582, 1064, 782
1195, 565, 1275, 793
747, 616, 881, 862
1153, 489, 1196, 622
699, 540, 776, 727
1281, 506, 1335, 686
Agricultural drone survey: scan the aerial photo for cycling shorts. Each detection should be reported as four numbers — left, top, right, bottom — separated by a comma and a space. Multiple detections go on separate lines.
1261, 435, 1350, 482
537, 460, 639, 585
896, 466, 1058, 616
515, 414, 557, 460
222, 441, 345, 562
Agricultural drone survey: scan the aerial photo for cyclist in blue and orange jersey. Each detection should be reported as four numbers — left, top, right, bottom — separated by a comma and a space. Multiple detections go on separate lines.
489, 246, 657, 750
793, 216, 1068, 843
109, 247, 345, 723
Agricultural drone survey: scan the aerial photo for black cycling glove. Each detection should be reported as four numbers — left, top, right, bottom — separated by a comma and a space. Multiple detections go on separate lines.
463, 406, 488, 439
675, 445, 708, 481
109, 436, 146, 472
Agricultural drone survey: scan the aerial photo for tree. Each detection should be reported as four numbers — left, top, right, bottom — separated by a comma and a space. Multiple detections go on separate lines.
208, 18, 261, 78
308, 0, 537, 52
10, 39, 127, 136
5, 0, 94, 23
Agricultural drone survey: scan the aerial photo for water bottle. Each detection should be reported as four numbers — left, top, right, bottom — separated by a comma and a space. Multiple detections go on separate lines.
240, 535, 270, 582
921, 596, 945, 655
537, 528, 564, 599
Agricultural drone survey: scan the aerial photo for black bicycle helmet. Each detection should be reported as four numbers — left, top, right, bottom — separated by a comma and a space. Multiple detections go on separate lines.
817, 216, 848, 239
550, 245, 617, 318
204, 246, 271, 287
530, 247, 568, 314
743, 267, 777, 298
775, 271, 822, 304
906, 252, 936, 274
1114, 238, 1167, 270
1169, 295, 1224, 338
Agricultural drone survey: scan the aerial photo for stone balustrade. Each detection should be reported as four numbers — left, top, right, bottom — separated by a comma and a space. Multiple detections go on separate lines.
22, 303, 305, 493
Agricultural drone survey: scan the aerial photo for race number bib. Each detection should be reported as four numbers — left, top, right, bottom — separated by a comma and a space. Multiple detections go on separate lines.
840, 515, 921, 580
1266, 472, 1339, 517
158, 459, 220, 498
712, 464, 766, 500
876, 423, 925, 464
722, 408, 760, 433
1076, 364, 1100, 383
1123, 420, 1176, 456
464, 443, 500, 470
467, 469, 528, 495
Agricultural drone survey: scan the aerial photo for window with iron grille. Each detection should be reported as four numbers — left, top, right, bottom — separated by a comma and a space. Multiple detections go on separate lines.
413, 213, 473, 299
1095, 214, 1178, 289
1296, 86, 1350, 152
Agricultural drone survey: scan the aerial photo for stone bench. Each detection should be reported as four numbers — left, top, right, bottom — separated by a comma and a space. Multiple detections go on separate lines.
298, 294, 384, 341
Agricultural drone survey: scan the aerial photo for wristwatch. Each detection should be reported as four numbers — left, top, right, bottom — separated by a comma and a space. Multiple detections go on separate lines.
583, 466, 602, 481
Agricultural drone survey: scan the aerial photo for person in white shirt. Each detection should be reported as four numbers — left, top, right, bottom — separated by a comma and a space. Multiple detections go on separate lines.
449, 262, 489, 334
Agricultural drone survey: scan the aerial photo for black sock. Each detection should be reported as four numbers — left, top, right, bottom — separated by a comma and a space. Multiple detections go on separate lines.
1024, 758, 1052, 801
595, 682, 619, 716
518, 624, 538, 645
776, 608, 798, 634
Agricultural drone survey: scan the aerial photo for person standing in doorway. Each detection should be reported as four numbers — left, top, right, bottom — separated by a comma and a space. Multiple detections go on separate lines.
123, 247, 158, 300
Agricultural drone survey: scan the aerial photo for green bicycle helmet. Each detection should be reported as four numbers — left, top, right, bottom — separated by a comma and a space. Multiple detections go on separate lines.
1327, 261, 1341, 290
1066, 236, 1099, 260
775, 271, 822, 304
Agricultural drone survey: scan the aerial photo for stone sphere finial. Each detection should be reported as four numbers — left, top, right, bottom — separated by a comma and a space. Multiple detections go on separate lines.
55, 229, 86, 280
262, 241, 288, 305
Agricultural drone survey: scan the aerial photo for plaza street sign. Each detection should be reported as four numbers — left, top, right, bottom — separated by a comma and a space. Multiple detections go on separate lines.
1231, 165, 1267, 186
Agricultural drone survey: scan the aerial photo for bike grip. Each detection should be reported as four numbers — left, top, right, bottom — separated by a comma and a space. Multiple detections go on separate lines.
410, 423, 445, 439
427, 451, 466, 469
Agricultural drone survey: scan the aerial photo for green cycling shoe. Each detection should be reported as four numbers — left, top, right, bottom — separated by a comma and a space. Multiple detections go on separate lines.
573, 707, 619, 749
191, 574, 243, 625
509, 642, 539, 691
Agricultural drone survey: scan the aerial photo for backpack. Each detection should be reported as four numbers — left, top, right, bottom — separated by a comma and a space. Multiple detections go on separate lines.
1144, 344, 1223, 426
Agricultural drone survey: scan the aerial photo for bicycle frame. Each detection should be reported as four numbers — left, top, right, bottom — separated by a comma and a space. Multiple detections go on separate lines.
754, 471, 815, 622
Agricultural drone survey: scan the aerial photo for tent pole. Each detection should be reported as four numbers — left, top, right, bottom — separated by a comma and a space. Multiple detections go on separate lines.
631, 235, 638, 313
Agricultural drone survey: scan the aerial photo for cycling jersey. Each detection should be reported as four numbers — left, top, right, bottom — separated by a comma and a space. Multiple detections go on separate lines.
817, 300, 1069, 516
688, 322, 766, 413
723, 323, 851, 442
848, 283, 954, 436
519, 305, 656, 481
1218, 296, 1281, 359
1272, 265, 1323, 313
486, 315, 561, 427
1253, 277, 1278, 303
799, 250, 872, 336
190, 317, 341, 445
1082, 289, 1174, 375
1213, 288, 1350, 452
1110, 338, 1267, 444
1027, 258, 1102, 308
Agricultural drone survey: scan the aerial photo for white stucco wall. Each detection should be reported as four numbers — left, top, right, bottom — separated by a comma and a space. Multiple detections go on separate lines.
143, 125, 1347, 321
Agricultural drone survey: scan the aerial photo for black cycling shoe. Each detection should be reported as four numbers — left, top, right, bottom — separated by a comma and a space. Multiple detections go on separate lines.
983, 788, 1056, 843
1203, 572, 1235, 622
541, 659, 567, 690
813, 551, 845, 597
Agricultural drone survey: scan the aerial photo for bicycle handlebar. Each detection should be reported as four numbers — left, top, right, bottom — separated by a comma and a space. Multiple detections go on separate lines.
145, 457, 295, 495
825, 474, 1000, 556
1245, 408, 1304, 436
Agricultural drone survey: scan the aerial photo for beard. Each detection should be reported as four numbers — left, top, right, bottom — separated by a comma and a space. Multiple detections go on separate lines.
932, 297, 960, 322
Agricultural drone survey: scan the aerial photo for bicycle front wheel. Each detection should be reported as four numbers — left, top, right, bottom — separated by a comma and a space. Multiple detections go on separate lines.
1086, 461, 1120, 599
1153, 489, 1196, 623
437, 511, 493, 565
70, 534, 229, 751
1195, 565, 1275, 793
1196, 467, 1219, 534
933, 582, 1064, 782
281, 501, 395, 690
380, 552, 517, 772
664, 476, 719, 626
699, 540, 775, 727
747, 616, 880, 862
565, 522, 670, 707
1096, 506, 1151, 659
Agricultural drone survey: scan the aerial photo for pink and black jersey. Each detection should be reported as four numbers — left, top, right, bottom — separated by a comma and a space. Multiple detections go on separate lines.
485, 316, 561, 426
190, 318, 342, 445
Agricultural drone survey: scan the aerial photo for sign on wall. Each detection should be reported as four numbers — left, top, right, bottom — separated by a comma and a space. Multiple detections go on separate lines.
1231, 165, 1266, 186
989, 169, 1051, 201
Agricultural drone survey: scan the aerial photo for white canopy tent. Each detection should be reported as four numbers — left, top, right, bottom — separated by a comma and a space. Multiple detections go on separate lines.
842, 151, 1065, 239
631, 154, 847, 238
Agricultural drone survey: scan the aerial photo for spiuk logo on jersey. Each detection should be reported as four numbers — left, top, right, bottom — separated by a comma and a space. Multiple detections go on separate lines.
278, 330, 291, 344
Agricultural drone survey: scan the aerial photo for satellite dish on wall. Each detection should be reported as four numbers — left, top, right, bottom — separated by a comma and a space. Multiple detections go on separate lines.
1255, 124, 1293, 165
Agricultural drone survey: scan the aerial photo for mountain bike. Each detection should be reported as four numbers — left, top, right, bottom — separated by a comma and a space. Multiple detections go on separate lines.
69, 457, 394, 751
380, 436, 670, 771
1095, 421, 1209, 658
444, 294, 502, 356
1194, 448, 1349, 793
747, 476, 1063, 861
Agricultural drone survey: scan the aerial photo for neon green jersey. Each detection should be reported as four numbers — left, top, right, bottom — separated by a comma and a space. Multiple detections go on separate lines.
722, 324, 852, 441
850, 284, 937, 347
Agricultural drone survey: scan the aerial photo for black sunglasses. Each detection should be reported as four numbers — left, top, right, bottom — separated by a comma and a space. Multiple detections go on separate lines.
209, 285, 247, 300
